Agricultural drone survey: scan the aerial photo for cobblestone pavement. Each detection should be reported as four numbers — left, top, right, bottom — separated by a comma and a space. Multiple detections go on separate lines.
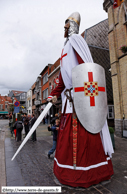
2, 122, 127, 194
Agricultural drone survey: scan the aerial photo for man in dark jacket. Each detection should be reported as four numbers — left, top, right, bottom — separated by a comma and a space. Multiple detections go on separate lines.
31, 114, 37, 142
47, 119, 60, 158
13, 120, 23, 142
24, 116, 30, 137
9, 113, 13, 136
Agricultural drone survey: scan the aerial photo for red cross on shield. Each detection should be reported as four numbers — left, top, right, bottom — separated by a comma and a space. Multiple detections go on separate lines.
72, 63, 108, 134
74, 72, 105, 106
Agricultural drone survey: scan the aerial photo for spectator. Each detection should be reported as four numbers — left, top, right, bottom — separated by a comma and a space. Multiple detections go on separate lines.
22, 113, 27, 123
43, 116, 45, 125
13, 120, 23, 142
45, 114, 49, 124
31, 114, 37, 142
24, 116, 30, 137
47, 119, 60, 158
9, 113, 12, 125
28, 115, 32, 120
9, 113, 13, 136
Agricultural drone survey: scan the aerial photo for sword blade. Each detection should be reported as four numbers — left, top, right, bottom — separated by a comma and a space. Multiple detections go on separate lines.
11, 102, 52, 161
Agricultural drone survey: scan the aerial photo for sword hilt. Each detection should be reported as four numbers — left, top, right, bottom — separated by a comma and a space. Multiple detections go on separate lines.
64, 88, 73, 102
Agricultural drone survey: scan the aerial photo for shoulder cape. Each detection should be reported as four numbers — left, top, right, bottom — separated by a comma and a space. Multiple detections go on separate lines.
69, 34, 93, 63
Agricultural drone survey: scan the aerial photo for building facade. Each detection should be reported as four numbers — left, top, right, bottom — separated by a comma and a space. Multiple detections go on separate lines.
8, 90, 27, 113
26, 89, 32, 116
48, 58, 61, 119
39, 65, 52, 122
40, 65, 50, 107
0, 95, 15, 118
31, 82, 36, 115
35, 76, 42, 117
48, 58, 60, 94
103, 0, 127, 137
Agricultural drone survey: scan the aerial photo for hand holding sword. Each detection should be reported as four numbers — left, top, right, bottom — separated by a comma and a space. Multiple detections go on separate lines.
11, 96, 57, 161
47, 95, 57, 103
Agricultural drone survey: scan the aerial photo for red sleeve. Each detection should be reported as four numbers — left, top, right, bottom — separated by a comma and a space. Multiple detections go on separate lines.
50, 72, 65, 98
75, 50, 84, 64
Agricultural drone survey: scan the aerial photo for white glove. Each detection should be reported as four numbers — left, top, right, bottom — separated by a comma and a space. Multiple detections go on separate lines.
47, 95, 57, 103
47, 96, 53, 102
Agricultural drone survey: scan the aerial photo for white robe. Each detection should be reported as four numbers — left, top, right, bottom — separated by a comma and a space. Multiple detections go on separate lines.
60, 34, 114, 157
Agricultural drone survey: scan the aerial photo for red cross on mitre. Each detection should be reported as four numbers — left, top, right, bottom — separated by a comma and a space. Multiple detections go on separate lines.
60, 49, 67, 67
74, 72, 105, 106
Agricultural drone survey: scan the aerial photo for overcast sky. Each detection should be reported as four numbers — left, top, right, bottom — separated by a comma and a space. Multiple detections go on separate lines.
0, 0, 108, 96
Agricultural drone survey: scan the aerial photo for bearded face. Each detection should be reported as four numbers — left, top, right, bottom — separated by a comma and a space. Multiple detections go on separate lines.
64, 20, 70, 38
64, 19, 79, 38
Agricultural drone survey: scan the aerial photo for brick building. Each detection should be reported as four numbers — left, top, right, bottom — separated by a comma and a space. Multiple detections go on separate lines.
31, 82, 36, 115
40, 65, 51, 105
0, 95, 16, 118
103, 0, 127, 137
48, 58, 61, 120
48, 58, 60, 94
39, 64, 52, 122
35, 76, 41, 117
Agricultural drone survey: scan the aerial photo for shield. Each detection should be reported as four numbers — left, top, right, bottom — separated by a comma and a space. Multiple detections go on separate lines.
72, 63, 107, 134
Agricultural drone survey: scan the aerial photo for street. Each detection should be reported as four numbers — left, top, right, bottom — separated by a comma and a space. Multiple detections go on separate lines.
0, 120, 127, 194
0, 120, 9, 131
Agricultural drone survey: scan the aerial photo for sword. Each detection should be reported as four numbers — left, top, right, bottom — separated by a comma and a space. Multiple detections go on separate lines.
11, 102, 52, 161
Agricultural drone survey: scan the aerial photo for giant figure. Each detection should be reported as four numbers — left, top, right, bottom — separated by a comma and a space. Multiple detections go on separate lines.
48, 12, 114, 188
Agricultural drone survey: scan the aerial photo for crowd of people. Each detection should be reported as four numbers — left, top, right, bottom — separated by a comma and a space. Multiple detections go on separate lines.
8, 112, 60, 147
9, 113, 37, 142
9, 111, 60, 161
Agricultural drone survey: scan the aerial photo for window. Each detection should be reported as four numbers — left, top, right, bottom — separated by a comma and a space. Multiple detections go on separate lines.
27, 90, 31, 97
49, 83, 51, 94
5, 104, 8, 110
20, 93, 26, 100
32, 99, 35, 106
39, 80, 41, 87
54, 78, 56, 88
43, 73, 48, 85
29, 100, 30, 107
0, 104, 3, 110
108, 105, 114, 119
43, 88, 48, 100
27, 101, 29, 107
125, 13, 127, 22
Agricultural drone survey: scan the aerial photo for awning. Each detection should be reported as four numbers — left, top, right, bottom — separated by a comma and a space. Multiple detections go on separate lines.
0, 111, 9, 114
